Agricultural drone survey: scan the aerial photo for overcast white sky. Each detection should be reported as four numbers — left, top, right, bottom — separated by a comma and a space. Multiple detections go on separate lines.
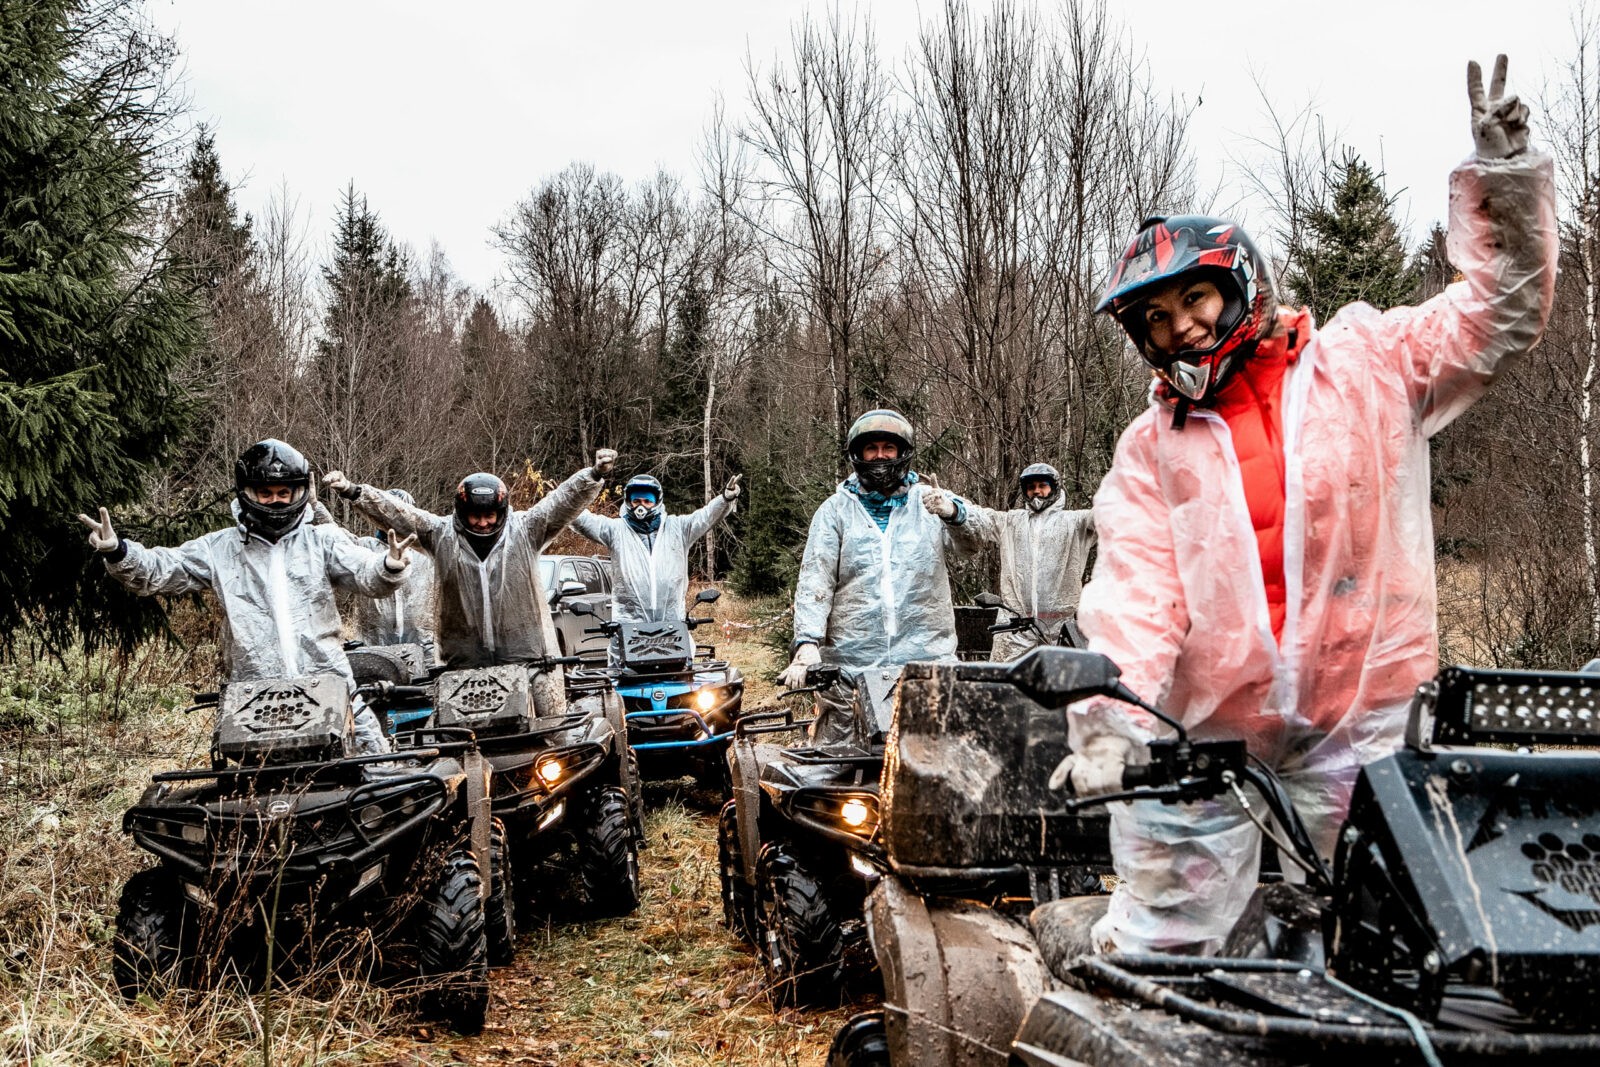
145, 0, 1579, 295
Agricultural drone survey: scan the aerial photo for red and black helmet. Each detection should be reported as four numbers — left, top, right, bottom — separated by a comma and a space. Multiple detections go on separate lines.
1096, 215, 1277, 405
453, 472, 509, 544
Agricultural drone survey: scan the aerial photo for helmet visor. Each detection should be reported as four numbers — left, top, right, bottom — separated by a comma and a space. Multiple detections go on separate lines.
244, 484, 307, 507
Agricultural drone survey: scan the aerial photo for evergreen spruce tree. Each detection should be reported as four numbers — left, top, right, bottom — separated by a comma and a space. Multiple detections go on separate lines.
0, 0, 200, 653
1284, 153, 1420, 323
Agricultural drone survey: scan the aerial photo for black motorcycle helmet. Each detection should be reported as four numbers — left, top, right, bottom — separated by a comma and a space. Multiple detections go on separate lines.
235, 439, 311, 541
453, 472, 509, 551
623, 474, 664, 533
846, 409, 915, 495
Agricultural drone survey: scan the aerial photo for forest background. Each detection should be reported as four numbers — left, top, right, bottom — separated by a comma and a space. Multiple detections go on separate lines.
6, 0, 1600, 674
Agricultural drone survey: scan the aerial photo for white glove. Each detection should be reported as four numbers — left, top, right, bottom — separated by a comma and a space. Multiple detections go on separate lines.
1048, 734, 1133, 797
1468, 54, 1528, 161
323, 470, 361, 501
723, 473, 742, 501
779, 643, 822, 690
76, 507, 118, 553
593, 448, 617, 477
921, 474, 956, 519
384, 530, 417, 572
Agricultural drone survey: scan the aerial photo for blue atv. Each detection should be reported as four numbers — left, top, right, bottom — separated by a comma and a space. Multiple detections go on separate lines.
568, 588, 745, 793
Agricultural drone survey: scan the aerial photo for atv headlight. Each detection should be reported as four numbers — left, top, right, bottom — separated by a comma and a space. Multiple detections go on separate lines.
840, 797, 872, 829
536, 757, 564, 785
695, 687, 718, 712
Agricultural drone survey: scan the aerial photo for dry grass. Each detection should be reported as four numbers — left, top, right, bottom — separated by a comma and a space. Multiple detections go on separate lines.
0, 607, 866, 1066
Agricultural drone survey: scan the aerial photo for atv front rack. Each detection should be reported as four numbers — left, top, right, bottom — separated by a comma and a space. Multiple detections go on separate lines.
159, 735, 479, 786
1065, 954, 1600, 1058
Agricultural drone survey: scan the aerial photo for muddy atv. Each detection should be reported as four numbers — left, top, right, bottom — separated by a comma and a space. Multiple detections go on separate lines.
429, 655, 644, 923
570, 588, 745, 794
825, 647, 1115, 1065
114, 673, 499, 1033
837, 651, 1600, 1065
719, 661, 897, 1007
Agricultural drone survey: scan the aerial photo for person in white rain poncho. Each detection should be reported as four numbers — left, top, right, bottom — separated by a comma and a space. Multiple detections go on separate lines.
570, 473, 740, 639
777, 410, 984, 745
1042, 56, 1557, 958
966, 463, 1096, 660
323, 453, 614, 716
79, 440, 413, 755
316, 490, 438, 660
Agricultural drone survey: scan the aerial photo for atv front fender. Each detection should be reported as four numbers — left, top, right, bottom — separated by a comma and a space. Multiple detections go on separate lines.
866, 876, 1052, 1066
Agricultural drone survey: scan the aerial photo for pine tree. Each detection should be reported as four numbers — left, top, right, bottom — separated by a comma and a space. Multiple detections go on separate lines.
1284, 153, 1421, 323
0, 0, 200, 653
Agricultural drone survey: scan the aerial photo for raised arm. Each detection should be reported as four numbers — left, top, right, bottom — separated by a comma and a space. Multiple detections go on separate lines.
1379, 56, 1557, 436
319, 524, 408, 598
676, 492, 736, 545
325, 471, 447, 552
521, 454, 609, 545
570, 510, 618, 548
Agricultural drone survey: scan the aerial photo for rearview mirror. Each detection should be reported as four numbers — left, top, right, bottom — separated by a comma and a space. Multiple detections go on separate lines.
569, 600, 596, 618
695, 587, 722, 604
974, 591, 1004, 609
1002, 647, 1125, 708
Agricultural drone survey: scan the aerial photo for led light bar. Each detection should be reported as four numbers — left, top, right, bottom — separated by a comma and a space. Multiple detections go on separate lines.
1429, 666, 1600, 746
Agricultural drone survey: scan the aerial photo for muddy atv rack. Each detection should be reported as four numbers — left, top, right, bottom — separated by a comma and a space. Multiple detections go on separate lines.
114, 675, 499, 1033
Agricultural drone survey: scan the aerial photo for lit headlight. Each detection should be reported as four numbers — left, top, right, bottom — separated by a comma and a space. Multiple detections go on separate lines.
695, 688, 718, 712
840, 798, 871, 828
537, 758, 563, 785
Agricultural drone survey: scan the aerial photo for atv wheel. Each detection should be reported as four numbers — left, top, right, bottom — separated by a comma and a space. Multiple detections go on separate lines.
416, 850, 489, 1034
756, 844, 843, 1007
112, 868, 190, 1000
717, 799, 758, 944
576, 786, 641, 917
828, 1011, 890, 1067
486, 819, 517, 966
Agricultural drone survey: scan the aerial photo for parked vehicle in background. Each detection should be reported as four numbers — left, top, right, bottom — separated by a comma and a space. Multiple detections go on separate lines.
540, 554, 614, 659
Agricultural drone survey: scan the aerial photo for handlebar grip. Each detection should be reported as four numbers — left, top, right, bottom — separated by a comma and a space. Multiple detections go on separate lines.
1120, 763, 1154, 789
388, 685, 430, 701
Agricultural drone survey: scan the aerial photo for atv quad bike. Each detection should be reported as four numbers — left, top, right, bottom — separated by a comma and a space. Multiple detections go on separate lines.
720, 661, 898, 1007
114, 672, 498, 1033
823, 647, 1116, 1065
832, 649, 1600, 1066
974, 590, 1087, 650
571, 588, 745, 792
429, 654, 644, 921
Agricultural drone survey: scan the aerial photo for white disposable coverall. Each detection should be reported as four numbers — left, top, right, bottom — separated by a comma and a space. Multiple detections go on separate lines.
349, 469, 602, 715
1074, 152, 1559, 954
104, 505, 403, 754
967, 497, 1096, 661
793, 477, 983, 744
570, 495, 735, 622
350, 534, 438, 657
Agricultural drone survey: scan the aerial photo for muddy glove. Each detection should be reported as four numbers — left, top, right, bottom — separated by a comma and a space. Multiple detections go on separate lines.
76, 507, 118, 552
921, 474, 956, 519
323, 469, 361, 501
384, 530, 417, 572
592, 449, 617, 477
779, 642, 822, 690
723, 473, 743, 501
1468, 54, 1529, 160
311, 499, 336, 525
1049, 734, 1134, 797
